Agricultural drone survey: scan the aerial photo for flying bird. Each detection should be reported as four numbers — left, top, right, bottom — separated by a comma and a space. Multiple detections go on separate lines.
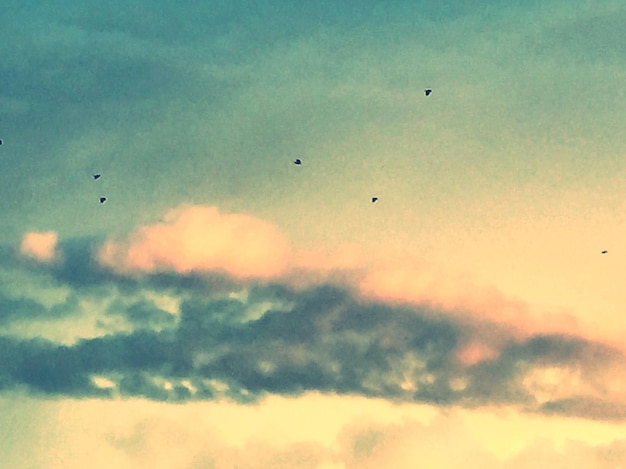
424, 89, 432, 96
293, 159, 302, 165
99, 197, 107, 204
601, 250, 608, 254
0, 139, 3, 145
93, 174, 101, 180
371, 197, 378, 203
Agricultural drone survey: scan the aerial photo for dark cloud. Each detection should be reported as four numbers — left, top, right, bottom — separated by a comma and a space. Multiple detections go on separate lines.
1, 272, 625, 422
459, 334, 626, 421
113, 300, 177, 331
0, 243, 90, 324
540, 397, 626, 422
0, 291, 84, 326
51, 237, 118, 288
0, 336, 96, 395
0, 284, 457, 401
0, 296, 48, 323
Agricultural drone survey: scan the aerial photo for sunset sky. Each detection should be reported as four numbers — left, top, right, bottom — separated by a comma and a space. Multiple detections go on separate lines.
2, 1, 626, 467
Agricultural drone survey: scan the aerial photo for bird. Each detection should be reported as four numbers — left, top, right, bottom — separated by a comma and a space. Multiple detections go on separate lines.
93, 174, 101, 180
371, 197, 378, 203
99, 197, 107, 204
0, 139, 3, 145
424, 89, 432, 96
293, 159, 302, 165
601, 250, 608, 254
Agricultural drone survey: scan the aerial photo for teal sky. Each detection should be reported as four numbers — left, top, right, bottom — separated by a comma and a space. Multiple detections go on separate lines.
2, 1, 626, 467
2, 0, 624, 244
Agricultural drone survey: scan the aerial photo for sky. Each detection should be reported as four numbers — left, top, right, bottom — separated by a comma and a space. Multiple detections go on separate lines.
2, 0, 626, 467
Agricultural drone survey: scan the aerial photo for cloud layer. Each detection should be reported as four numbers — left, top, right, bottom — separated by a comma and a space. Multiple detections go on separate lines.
2, 211, 626, 423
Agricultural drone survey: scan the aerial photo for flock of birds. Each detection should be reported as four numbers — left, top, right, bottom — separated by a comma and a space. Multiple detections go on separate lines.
88, 89, 429, 206
0, 87, 609, 254
290, 89, 433, 206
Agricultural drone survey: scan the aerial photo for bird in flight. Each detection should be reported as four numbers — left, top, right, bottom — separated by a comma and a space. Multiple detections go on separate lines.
293, 159, 302, 165
371, 197, 379, 203
93, 174, 101, 180
601, 250, 608, 254
424, 89, 432, 96
0, 139, 3, 145
100, 197, 107, 204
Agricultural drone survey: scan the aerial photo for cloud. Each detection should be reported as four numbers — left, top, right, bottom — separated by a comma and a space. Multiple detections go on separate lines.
92, 205, 371, 291
540, 397, 626, 422
1, 270, 626, 422
19, 231, 58, 263
1, 284, 456, 401
0, 296, 48, 323
98, 205, 290, 279
5, 209, 626, 422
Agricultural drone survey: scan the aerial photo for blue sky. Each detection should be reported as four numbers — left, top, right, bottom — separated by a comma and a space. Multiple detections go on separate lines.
2, 1, 626, 467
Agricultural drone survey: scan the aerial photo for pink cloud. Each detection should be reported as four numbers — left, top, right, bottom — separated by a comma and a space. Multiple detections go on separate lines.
98, 205, 290, 279
19, 231, 59, 263
358, 264, 585, 336
455, 341, 500, 366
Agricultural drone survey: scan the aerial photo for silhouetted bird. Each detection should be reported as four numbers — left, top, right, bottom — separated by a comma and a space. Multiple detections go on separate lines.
371, 197, 378, 203
602, 250, 608, 254
0, 139, 3, 145
100, 197, 107, 204
93, 174, 101, 180
424, 89, 432, 96
293, 159, 302, 165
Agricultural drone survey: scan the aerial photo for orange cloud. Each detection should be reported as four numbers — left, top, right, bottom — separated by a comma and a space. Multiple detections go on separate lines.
19, 231, 59, 263
98, 205, 290, 279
